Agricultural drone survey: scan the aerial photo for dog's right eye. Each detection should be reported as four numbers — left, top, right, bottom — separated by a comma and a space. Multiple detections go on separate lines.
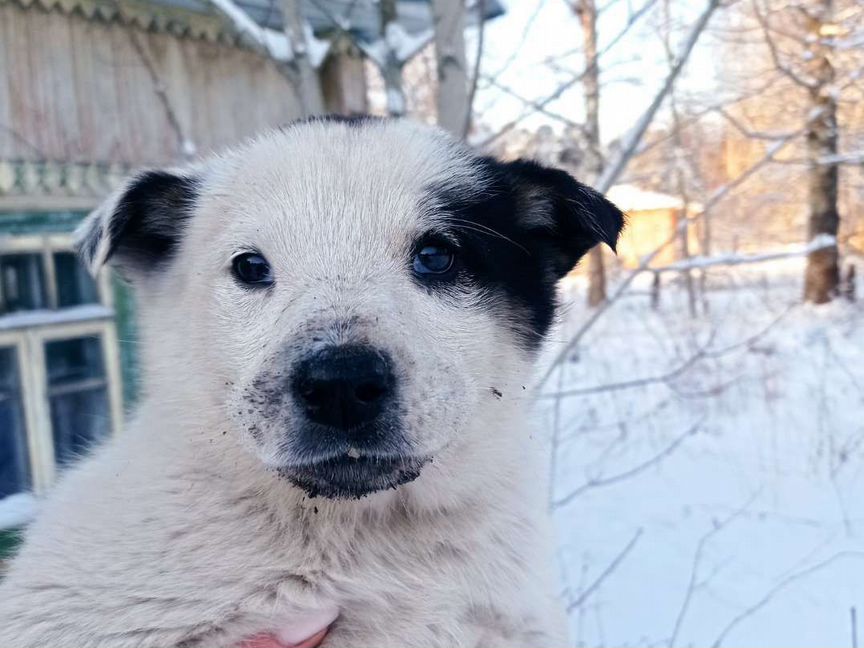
232, 253, 273, 287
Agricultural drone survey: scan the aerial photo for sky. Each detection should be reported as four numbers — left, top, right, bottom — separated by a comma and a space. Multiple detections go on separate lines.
468, 0, 724, 143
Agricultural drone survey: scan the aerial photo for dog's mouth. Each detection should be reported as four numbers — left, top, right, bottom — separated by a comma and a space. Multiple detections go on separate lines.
277, 454, 430, 500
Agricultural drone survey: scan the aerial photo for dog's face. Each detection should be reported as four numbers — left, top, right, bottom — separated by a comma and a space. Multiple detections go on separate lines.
78, 118, 622, 500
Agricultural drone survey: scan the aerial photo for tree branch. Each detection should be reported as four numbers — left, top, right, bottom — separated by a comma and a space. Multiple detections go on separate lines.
552, 420, 702, 509
128, 31, 195, 161
652, 234, 837, 273
595, 0, 723, 193
534, 126, 802, 392
668, 494, 759, 647
751, 0, 818, 90
566, 528, 644, 612
711, 551, 864, 647
478, 0, 659, 148
463, 0, 486, 138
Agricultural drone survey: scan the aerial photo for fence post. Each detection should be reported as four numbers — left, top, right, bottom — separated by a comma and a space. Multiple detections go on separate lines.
840, 263, 856, 302
651, 271, 661, 310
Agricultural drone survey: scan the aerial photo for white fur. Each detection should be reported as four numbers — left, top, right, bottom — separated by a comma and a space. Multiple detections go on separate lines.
0, 120, 569, 647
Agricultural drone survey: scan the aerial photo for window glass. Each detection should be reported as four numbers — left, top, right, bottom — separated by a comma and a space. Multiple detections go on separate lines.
54, 252, 99, 308
45, 336, 110, 465
0, 254, 47, 314
0, 347, 31, 498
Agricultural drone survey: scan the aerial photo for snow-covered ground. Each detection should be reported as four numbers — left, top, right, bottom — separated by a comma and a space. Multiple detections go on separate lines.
540, 260, 863, 648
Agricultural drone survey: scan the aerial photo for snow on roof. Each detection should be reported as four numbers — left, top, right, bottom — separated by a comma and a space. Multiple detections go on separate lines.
149, 0, 505, 44
606, 184, 685, 213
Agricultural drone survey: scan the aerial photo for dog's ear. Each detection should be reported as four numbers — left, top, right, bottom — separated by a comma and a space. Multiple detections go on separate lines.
499, 159, 624, 278
75, 170, 200, 279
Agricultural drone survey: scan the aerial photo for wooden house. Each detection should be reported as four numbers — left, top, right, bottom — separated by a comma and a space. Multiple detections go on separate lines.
0, 0, 501, 516
607, 184, 701, 268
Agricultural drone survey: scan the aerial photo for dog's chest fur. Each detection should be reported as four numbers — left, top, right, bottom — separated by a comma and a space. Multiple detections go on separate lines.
0, 415, 562, 648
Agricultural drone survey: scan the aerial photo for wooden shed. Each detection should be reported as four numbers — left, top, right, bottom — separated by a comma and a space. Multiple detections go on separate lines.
607, 184, 700, 268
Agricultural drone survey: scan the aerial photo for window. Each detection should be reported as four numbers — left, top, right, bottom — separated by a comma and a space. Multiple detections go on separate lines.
47, 337, 111, 465
54, 252, 99, 308
1, 254, 47, 313
0, 347, 30, 499
0, 233, 123, 497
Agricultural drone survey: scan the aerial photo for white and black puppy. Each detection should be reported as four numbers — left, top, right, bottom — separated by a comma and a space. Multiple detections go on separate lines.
0, 118, 622, 647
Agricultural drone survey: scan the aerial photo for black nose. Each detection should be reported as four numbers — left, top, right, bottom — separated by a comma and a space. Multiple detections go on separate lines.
292, 345, 395, 429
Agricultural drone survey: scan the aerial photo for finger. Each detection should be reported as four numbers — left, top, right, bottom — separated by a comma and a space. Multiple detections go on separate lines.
237, 628, 328, 648
292, 627, 329, 648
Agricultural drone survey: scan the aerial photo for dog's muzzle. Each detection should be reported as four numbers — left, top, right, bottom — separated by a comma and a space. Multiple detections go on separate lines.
281, 344, 427, 499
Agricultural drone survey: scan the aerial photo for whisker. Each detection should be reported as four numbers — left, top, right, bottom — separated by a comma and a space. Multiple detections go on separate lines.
447, 218, 531, 255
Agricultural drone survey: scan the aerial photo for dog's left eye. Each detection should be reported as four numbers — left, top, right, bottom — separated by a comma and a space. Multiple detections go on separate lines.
232, 253, 273, 287
413, 244, 456, 277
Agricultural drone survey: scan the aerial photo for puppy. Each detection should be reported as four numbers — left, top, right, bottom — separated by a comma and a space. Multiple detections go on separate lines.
0, 118, 622, 647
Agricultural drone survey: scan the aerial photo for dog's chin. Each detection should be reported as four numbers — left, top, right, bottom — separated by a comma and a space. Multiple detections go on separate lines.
277, 455, 430, 500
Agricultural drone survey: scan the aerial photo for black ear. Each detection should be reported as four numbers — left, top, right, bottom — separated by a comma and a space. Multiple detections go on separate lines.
500, 159, 624, 277
76, 170, 200, 277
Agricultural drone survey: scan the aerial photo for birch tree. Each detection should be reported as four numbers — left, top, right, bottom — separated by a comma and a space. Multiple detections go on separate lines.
379, 0, 408, 116
280, 0, 326, 115
754, 0, 843, 303
573, 0, 608, 307
431, 0, 469, 136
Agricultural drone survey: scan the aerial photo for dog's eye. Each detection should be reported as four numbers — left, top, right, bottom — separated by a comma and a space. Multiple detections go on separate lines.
413, 243, 456, 277
232, 253, 273, 287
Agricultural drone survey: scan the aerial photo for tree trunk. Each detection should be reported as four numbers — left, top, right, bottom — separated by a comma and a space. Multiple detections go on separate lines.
380, 0, 407, 117
321, 38, 368, 115
431, 0, 469, 136
575, 0, 607, 307
279, 0, 325, 116
664, 0, 697, 317
803, 0, 840, 304
699, 200, 711, 313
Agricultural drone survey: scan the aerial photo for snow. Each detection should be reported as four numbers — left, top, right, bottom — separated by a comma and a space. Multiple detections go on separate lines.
181, 139, 198, 159
384, 22, 434, 63
0, 493, 37, 530
362, 23, 435, 69
206, 0, 293, 62
655, 235, 836, 272
607, 184, 687, 212
386, 87, 406, 116
540, 260, 864, 647
819, 151, 864, 166
0, 305, 113, 331
303, 23, 331, 69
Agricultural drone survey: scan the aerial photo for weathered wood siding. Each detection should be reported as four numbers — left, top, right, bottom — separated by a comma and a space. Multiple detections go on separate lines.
0, 3, 304, 166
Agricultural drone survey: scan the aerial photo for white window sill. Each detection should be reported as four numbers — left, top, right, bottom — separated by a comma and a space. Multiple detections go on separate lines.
0, 305, 114, 331
0, 492, 37, 530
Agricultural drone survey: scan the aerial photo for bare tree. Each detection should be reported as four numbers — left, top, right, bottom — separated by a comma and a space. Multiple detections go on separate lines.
280, 0, 326, 115
573, 0, 609, 307
562, 0, 721, 307
801, 0, 841, 303
463, 0, 487, 137
379, 0, 408, 116
662, 0, 698, 316
754, 0, 842, 303
431, 0, 469, 135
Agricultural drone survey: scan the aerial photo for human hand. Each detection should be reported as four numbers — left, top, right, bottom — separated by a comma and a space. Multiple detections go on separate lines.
237, 626, 328, 648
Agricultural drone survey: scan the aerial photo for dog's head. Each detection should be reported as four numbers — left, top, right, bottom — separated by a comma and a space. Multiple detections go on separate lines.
78, 118, 622, 501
